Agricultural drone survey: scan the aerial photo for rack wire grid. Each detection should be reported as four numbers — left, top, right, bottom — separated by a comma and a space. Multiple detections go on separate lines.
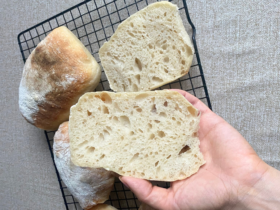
17, 0, 212, 209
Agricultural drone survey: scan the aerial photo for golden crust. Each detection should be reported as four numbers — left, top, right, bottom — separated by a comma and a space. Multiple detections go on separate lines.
19, 26, 101, 130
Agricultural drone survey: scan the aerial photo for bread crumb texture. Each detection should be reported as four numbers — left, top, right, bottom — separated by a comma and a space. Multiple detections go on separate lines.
99, 1, 194, 92
70, 90, 205, 181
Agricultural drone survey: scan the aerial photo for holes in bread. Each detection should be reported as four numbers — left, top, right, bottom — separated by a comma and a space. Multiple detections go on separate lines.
135, 93, 149, 101
164, 68, 168, 73
130, 22, 134, 27
192, 132, 198, 137
154, 120, 160, 123
134, 106, 142, 112
151, 104, 157, 113
160, 50, 164, 54
152, 76, 163, 83
166, 155, 171, 159
132, 84, 138, 91
100, 154, 105, 159
164, 101, 168, 107
122, 84, 126, 91
187, 106, 197, 117
100, 92, 112, 104
181, 60, 186, 65
179, 145, 191, 155
87, 110, 92, 116
172, 45, 176, 50
157, 131, 166, 138
148, 44, 153, 49
113, 116, 119, 123
130, 153, 139, 163
149, 134, 155, 140
135, 74, 141, 84
88, 147, 95, 153
129, 131, 135, 136
164, 57, 169, 63
128, 31, 135, 37
155, 161, 159, 167
128, 78, 132, 86
162, 44, 168, 50
159, 112, 167, 117
138, 129, 143, 133
120, 116, 130, 128
177, 121, 181, 126
135, 58, 142, 71
148, 123, 152, 129
103, 130, 110, 141
179, 172, 187, 177
102, 106, 109, 114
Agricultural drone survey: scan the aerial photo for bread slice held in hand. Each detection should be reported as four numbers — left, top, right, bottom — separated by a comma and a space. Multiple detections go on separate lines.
99, 1, 194, 92
19, 26, 101, 130
53, 122, 115, 210
69, 90, 205, 181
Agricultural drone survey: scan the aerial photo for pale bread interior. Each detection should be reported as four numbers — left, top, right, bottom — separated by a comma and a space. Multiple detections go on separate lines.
99, 2, 194, 92
70, 90, 205, 181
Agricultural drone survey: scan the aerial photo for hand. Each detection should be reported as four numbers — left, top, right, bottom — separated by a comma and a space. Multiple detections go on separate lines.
120, 89, 280, 210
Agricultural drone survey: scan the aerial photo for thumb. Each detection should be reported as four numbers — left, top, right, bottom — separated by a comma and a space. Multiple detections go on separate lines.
119, 176, 170, 209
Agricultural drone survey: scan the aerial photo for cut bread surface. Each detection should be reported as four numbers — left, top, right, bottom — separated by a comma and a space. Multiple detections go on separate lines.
70, 90, 205, 181
99, 1, 194, 92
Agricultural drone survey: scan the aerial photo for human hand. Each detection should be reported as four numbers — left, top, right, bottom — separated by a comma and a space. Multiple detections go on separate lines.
120, 89, 280, 210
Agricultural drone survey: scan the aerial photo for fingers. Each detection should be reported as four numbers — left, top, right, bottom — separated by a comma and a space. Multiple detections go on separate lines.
170, 89, 211, 114
119, 176, 169, 209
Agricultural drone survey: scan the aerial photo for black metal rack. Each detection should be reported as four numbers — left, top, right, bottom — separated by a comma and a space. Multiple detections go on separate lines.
17, 0, 211, 209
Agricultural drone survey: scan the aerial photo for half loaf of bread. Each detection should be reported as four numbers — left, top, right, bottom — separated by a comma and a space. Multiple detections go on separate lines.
69, 90, 205, 181
53, 122, 115, 210
19, 26, 101, 130
99, 1, 194, 92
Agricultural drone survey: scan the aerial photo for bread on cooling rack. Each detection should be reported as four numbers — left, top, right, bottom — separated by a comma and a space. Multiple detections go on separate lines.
19, 26, 101, 131
69, 90, 205, 182
99, 1, 194, 92
88, 204, 117, 210
53, 122, 115, 210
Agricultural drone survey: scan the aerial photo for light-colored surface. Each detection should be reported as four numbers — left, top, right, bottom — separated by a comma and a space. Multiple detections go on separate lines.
99, 1, 194, 92
53, 122, 115, 209
0, 0, 279, 209
70, 91, 204, 181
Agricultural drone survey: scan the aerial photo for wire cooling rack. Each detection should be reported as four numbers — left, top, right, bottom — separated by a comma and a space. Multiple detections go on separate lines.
18, 0, 212, 209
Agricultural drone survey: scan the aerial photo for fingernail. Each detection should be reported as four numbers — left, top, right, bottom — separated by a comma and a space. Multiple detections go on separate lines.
119, 176, 130, 189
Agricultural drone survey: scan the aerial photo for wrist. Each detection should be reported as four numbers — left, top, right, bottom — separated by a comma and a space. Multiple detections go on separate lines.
230, 164, 280, 210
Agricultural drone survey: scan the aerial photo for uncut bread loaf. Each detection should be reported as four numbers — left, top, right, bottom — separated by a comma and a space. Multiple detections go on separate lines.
19, 26, 101, 131
69, 90, 205, 181
99, 1, 194, 92
53, 122, 115, 210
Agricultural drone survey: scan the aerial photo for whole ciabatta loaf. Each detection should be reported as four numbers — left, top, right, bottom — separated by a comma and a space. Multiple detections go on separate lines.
53, 122, 115, 210
69, 90, 205, 181
99, 1, 194, 92
19, 26, 101, 130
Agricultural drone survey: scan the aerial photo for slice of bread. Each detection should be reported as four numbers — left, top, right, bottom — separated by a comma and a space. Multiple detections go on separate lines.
99, 2, 194, 92
69, 90, 205, 181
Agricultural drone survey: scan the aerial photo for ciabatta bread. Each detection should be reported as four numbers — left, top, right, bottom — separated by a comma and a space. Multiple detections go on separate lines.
69, 90, 205, 181
19, 26, 101, 130
53, 122, 115, 210
99, 1, 194, 92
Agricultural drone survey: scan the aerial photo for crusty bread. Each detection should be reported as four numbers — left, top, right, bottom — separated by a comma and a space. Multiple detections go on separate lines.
99, 1, 194, 92
19, 26, 101, 131
88, 204, 117, 210
53, 122, 115, 210
69, 90, 205, 181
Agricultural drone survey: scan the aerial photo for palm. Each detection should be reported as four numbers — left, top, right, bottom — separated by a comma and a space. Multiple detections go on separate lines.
121, 90, 269, 210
